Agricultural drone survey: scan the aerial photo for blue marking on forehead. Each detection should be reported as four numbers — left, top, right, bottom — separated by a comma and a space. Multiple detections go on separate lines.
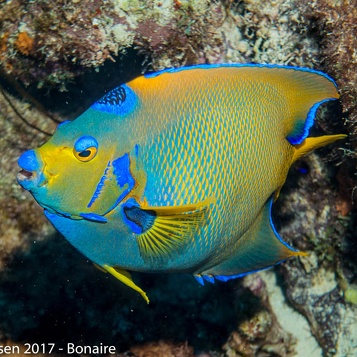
91, 84, 137, 116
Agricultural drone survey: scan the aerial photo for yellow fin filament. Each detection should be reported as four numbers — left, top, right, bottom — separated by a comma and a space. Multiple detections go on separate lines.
141, 196, 216, 214
274, 134, 347, 201
292, 134, 347, 164
102, 265, 149, 304
291, 250, 308, 257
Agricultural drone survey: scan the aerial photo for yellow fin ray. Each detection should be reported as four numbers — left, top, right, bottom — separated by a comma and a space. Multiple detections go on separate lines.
141, 197, 216, 214
102, 265, 149, 304
137, 198, 215, 260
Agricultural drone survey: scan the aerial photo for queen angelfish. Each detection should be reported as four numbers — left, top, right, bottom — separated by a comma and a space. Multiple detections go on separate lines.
17, 64, 346, 303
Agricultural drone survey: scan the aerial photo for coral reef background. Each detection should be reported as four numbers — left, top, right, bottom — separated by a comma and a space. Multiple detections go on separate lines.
0, 0, 356, 356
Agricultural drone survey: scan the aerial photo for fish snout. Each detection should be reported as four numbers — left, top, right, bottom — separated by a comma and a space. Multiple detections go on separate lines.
17, 150, 46, 190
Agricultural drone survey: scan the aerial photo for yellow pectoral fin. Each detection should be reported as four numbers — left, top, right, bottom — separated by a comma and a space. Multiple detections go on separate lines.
292, 134, 347, 164
141, 196, 216, 214
136, 197, 216, 261
102, 265, 149, 304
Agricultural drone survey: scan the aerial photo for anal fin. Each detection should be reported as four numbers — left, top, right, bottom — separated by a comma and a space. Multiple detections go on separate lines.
199, 198, 306, 281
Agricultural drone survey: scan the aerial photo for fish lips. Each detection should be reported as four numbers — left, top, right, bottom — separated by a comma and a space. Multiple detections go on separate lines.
17, 149, 47, 191
17, 170, 47, 191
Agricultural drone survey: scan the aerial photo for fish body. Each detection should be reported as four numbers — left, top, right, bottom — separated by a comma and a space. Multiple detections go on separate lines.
17, 64, 345, 302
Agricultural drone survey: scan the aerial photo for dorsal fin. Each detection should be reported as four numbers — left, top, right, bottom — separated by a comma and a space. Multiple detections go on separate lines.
256, 67, 339, 144
135, 64, 340, 145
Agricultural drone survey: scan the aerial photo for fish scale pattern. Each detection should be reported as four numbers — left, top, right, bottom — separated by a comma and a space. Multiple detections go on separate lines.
138, 73, 290, 266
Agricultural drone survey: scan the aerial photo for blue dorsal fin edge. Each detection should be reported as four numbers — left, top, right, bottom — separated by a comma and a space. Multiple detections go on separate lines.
143, 63, 337, 87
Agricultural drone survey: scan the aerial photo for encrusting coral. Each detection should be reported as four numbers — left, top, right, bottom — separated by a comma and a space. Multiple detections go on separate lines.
299, 1, 357, 147
0, 0, 317, 88
14, 32, 34, 56
223, 274, 296, 357
0, 0, 224, 88
122, 341, 194, 357
297, 0, 357, 211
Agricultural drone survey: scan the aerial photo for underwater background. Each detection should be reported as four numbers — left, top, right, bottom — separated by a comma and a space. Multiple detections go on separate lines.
0, 0, 356, 356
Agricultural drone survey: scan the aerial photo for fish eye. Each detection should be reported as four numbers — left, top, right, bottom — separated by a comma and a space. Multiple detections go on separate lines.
73, 136, 98, 162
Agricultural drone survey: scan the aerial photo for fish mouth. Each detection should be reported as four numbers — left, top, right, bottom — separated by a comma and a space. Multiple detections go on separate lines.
17, 169, 34, 181
17, 168, 47, 190
17, 149, 47, 190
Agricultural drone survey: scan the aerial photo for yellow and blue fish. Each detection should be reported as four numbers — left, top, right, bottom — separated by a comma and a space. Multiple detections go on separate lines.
17, 64, 346, 303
